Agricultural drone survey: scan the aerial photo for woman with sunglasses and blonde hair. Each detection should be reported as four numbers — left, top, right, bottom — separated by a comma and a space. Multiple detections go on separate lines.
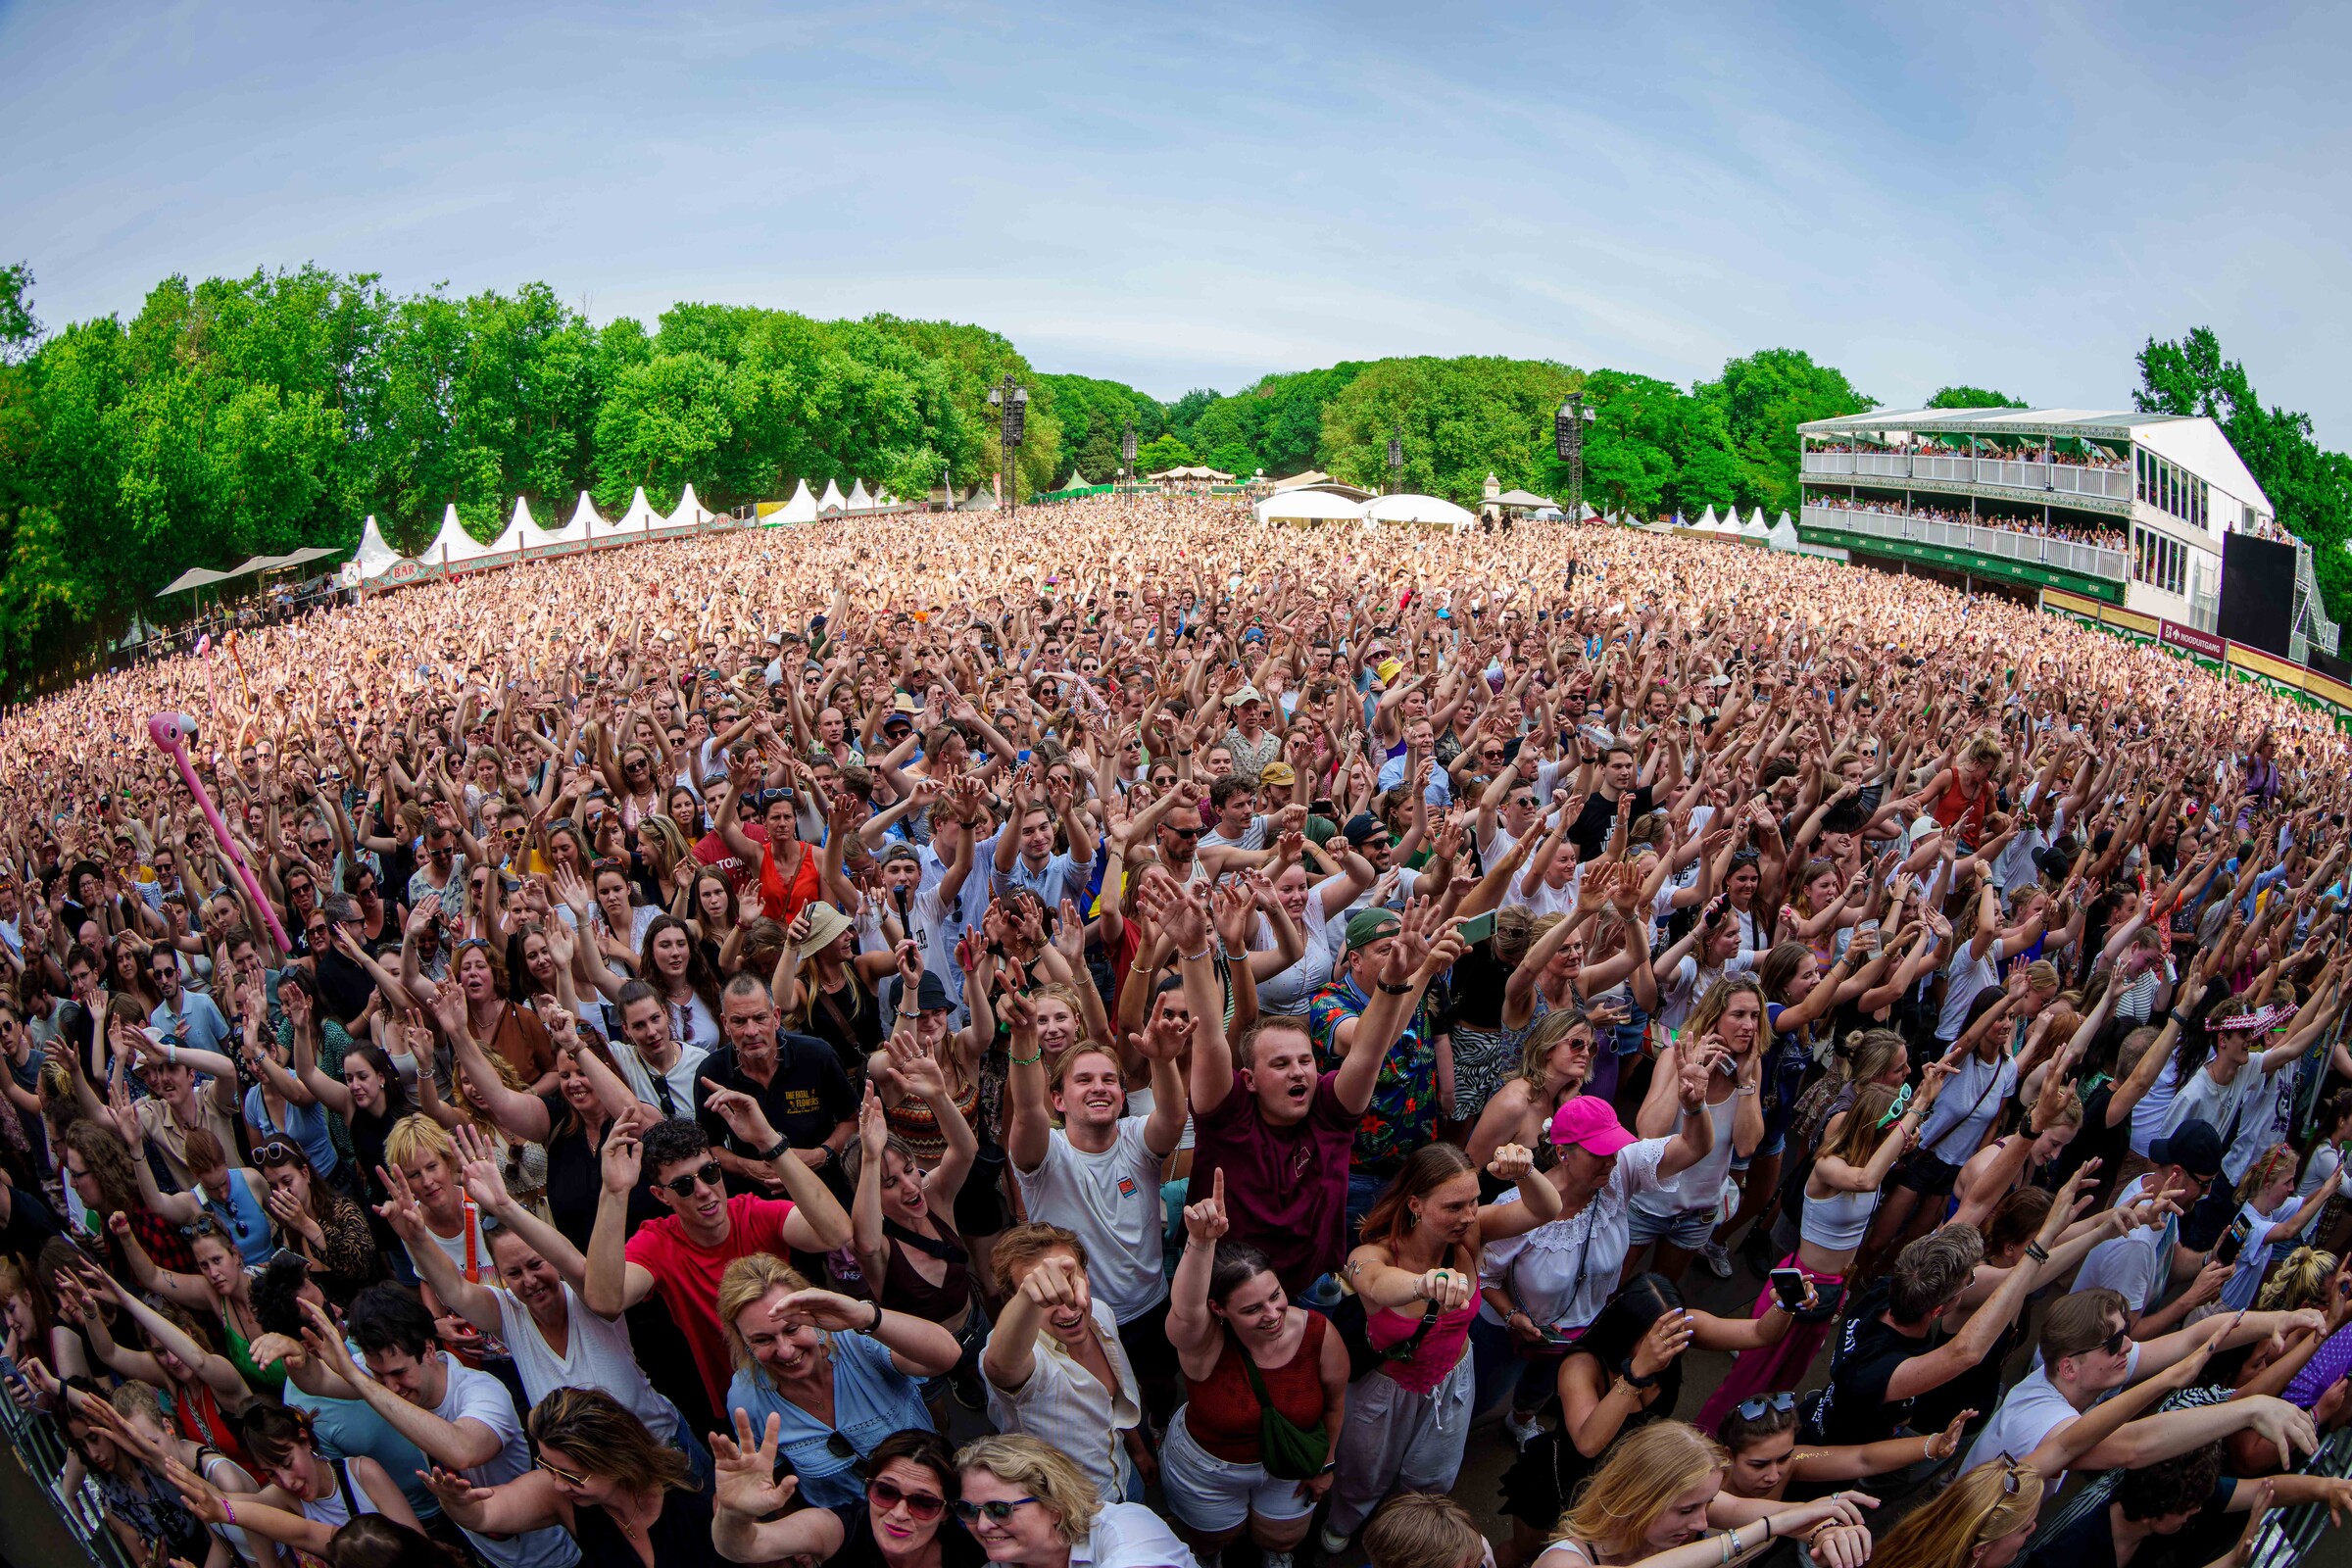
951, 1434, 1188, 1568
1465, 1008, 1595, 1176
708, 1417, 987, 1568
419, 1386, 727, 1568
1864, 1457, 2041, 1568
1532, 1421, 1878, 1568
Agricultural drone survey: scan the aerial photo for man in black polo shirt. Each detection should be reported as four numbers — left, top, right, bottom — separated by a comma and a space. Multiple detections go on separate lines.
694, 972, 855, 1199
1566, 743, 1654, 861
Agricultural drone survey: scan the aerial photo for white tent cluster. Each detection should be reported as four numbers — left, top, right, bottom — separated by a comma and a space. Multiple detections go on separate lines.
346, 476, 904, 587
1677, 504, 1785, 545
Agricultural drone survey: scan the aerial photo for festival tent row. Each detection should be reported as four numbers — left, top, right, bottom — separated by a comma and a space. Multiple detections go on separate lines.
345, 485, 754, 586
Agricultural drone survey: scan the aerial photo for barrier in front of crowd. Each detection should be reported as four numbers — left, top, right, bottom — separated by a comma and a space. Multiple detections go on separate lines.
0, 1380, 143, 1568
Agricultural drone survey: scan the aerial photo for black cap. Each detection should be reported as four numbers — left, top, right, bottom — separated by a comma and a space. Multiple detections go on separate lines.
2150, 1119, 2224, 1180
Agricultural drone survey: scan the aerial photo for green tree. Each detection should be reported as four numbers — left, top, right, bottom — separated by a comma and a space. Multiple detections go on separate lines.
1927, 385, 2027, 410
0, 263, 39, 365
1321, 356, 1582, 502
1137, 434, 1198, 473
1693, 349, 1874, 514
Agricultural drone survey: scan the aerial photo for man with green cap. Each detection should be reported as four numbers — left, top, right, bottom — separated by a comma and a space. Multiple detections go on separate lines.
1307, 905, 1446, 1235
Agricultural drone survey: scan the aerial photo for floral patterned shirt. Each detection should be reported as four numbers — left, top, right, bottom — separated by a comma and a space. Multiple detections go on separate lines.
1306, 977, 1436, 1175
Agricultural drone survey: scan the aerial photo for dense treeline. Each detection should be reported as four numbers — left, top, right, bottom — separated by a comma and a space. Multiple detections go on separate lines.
0, 258, 2341, 690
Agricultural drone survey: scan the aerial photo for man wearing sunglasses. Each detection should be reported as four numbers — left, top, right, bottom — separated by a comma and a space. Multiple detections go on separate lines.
584, 1103, 853, 1418
1962, 1286, 2320, 1495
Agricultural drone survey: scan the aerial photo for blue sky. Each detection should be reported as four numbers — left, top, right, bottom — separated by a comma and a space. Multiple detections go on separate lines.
4, 1, 2347, 439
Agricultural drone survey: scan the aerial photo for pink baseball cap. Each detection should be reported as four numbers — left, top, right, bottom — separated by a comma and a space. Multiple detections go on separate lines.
1549, 1096, 1636, 1158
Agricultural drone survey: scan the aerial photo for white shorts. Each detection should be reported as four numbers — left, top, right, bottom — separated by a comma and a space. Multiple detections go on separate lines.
1158, 1404, 1317, 1532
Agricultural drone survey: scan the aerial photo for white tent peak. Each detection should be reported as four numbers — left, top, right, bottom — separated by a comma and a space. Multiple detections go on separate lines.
354, 514, 402, 579
563, 490, 605, 537
847, 479, 873, 511
774, 480, 816, 524
659, 484, 710, 530
818, 479, 848, 513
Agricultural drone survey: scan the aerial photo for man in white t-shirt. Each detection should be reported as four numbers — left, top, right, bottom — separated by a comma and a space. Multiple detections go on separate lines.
1962, 1285, 2318, 1494
313, 1285, 581, 1568
1005, 991, 1187, 1417
2076, 1121, 2230, 1337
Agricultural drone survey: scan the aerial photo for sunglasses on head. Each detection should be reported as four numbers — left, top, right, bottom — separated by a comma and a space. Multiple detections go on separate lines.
868, 1476, 946, 1520
1735, 1392, 1797, 1420
660, 1160, 724, 1198
254, 1141, 304, 1168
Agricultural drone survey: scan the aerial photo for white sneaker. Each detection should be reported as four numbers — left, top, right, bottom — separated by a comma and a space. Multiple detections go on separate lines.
1505, 1409, 1545, 1449
1264, 1551, 1297, 1568
1699, 1240, 1734, 1278
1319, 1526, 1353, 1557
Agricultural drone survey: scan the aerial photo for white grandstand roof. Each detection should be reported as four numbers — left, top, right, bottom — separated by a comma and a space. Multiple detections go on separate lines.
1799, 407, 2272, 518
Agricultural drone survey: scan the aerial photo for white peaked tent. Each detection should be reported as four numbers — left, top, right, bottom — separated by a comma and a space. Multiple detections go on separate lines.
1254, 489, 1366, 525
423, 505, 491, 564
1749, 507, 1767, 531
353, 515, 403, 579
1696, 505, 1719, 531
1769, 512, 1802, 552
483, 497, 532, 557
658, 484, 710, 531
1363, 493, 1477, 528
773, 481, 817, 524
818, 479, 848, 514
847, 480, 874, 511
541, 491, 600, 545
603, 487, 660, 539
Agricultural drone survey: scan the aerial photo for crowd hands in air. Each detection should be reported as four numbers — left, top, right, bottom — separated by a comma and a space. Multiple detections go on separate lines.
3, 498, 2352, 1568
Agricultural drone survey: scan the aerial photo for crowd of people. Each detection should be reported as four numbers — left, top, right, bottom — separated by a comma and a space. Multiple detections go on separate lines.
1806, 444, 2128, 473
1801, 496, 2128, 556
3, 496, 2352, 1568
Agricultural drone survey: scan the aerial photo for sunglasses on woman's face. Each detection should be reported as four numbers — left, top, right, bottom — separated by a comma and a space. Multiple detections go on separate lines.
869, 1477, 945, 1520
954, 1496, 1040, 1525
535, 1454, 589, 1488
660, 1160, 724, 1198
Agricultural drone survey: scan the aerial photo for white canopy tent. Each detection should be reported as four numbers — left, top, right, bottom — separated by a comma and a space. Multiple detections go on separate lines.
1768, 512, 1802, 552
1253, 489, 1366, 525
545, 491, 600, 544
772, 480, 817, 524
607, 487, 661, 537
1363, 493, 1476, 528
483, 498, 532, 556
424, 505, 492, 564
846, 479, 873, 511
1749, 507, 1767, 531
818, 479, 848, 513
659, 484, 710, 530
1696, 505, 1720, 532
353, 515, 403, 579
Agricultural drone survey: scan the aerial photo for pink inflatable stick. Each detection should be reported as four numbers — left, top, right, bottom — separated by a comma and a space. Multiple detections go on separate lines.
147, 712, 292, 956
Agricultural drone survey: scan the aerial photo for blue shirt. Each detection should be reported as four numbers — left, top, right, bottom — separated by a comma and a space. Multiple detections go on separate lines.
150, 990, 231, 1054
243, 1083, 341, 1179
724, 1330, 934, 1508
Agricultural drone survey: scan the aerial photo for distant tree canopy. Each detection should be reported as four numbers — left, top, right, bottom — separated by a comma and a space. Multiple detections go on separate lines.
1927, 385, 2029, 409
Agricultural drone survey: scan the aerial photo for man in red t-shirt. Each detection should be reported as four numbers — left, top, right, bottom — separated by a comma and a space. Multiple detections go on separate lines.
584, 1098, 853, 1413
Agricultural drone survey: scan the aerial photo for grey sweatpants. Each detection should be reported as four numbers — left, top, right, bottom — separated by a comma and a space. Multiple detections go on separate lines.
1325, 1353, 1475, 1537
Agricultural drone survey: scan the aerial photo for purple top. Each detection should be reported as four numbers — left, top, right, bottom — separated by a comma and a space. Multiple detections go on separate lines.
2285, 1323, 2352, 1408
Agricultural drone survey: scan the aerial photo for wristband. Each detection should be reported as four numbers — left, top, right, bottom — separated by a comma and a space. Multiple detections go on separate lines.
1009, 1047, 1044, 1066
756, 1136, 792, 1163
2024, 1241, 2050, 1263
858, 1300, 884, 1335
1180, 946, 1212, 964
1378, 981, 1416, 996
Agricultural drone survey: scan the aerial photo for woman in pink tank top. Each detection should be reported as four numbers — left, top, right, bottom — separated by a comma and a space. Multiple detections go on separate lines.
1320, 1141, 1562, 1553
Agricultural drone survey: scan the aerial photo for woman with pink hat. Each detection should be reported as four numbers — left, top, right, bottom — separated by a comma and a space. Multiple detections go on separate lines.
1469, 1046, 1722, 1443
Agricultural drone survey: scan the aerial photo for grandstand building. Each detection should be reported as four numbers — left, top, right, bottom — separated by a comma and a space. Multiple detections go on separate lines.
1793, 407, 2311, 639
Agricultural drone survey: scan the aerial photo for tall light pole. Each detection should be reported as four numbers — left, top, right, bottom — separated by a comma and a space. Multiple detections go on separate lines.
1121, 419, 1137, 500
988, 373, 1028, 515
1387, 420, 1403, 496
1556, 393, 1595, 520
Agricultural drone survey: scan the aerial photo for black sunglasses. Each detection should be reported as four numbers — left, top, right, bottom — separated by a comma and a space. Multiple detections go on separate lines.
1162, 823, 1202, 840
660, 1160, 724, 1198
